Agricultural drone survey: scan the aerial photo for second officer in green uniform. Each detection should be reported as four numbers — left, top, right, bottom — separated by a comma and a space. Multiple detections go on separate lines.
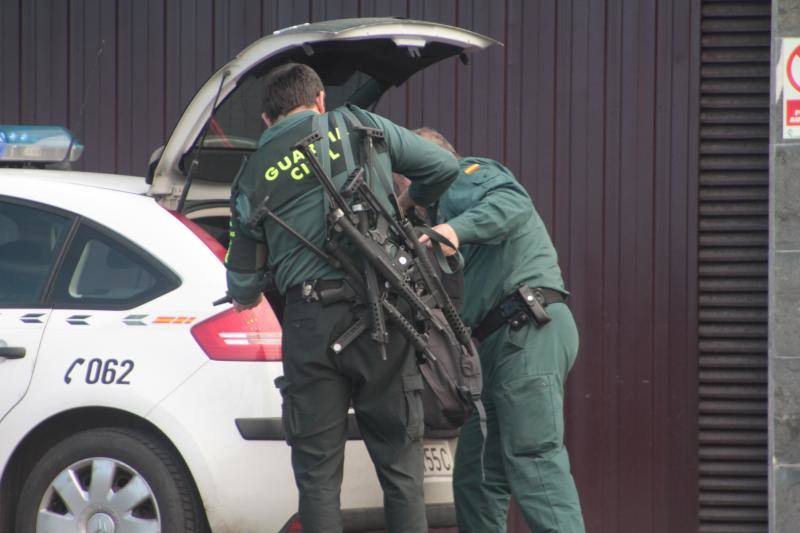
412, 128, 586, 532
225, 64, 459, 532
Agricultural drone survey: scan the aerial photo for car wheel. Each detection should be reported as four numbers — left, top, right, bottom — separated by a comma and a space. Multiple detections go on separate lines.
15, 427, 207, 533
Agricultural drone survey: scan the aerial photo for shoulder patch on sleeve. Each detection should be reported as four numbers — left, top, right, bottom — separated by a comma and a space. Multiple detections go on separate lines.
464, 163, 480, 175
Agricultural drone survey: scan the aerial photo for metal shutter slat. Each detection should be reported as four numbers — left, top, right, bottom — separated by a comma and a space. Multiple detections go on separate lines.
700, 110, 770, 124
699, 354, 769, 367
701, 49, 770, 63
699, 294, 767, 308
702, 4, 771, 16
699, 218, 767, 230
699, 263, 768, 276
701, 34, 771, 47
699, 525, 769, 533
699, 385, 767, 400
701, 18, 771, 32
699, 474, 767, 489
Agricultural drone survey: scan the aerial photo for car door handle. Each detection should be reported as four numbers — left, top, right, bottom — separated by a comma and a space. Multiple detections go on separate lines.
0, 347, 26, 359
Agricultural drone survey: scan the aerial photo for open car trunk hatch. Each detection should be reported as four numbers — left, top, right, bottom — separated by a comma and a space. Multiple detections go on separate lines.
149, 17, 498, 206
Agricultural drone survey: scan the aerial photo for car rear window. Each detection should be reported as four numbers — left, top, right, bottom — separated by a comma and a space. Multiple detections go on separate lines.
50, 224, 179, 309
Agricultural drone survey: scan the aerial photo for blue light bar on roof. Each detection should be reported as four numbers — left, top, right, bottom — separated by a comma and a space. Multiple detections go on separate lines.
0, 125, 83, 163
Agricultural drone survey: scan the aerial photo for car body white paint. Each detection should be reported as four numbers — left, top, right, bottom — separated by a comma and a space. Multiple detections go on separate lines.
0, 170, 456, 532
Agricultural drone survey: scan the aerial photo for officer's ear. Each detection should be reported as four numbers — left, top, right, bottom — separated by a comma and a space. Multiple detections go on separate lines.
314, 90, 326, 114
261, 112, 272, 128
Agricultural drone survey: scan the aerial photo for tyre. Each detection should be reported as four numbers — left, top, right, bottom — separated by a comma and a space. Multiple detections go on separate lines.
15, 427, 207, 533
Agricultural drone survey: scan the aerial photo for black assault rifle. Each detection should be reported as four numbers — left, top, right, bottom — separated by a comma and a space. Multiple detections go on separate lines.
225, 155, 434, 360
292, 129, 481, 368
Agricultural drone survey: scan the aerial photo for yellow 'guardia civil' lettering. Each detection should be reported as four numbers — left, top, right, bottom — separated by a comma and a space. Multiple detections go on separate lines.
263, 127, 344, 182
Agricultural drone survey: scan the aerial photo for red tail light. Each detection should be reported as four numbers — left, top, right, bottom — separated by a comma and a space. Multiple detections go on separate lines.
191, 300, 282, 361
168, 210, 227, 263
285, 516, 303, 532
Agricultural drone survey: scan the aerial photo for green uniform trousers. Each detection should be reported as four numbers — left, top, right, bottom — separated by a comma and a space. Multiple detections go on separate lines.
278, 293, 428, 533
453, 302, 585, 532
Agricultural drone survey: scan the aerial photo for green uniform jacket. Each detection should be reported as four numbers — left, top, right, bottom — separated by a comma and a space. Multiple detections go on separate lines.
435, 157, 566, 327
225, 106, 459, 303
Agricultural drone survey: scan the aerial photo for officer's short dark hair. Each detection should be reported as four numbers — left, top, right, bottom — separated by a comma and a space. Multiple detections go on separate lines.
414, 127, 461, 159
261, 63, 324, 122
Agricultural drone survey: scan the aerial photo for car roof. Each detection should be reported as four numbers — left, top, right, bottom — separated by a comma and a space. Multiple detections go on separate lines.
0, 168, 149, 195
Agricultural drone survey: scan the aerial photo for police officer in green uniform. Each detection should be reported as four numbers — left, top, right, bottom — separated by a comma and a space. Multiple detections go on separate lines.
224, 64, 459, 532
410, 129, 585, 532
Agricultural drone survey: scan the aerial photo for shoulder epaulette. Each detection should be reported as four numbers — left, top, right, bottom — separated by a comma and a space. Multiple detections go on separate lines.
464, 163, 480, 175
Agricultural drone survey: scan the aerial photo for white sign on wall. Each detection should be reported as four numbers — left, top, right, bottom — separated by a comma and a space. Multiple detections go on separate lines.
783, 38, 800, 139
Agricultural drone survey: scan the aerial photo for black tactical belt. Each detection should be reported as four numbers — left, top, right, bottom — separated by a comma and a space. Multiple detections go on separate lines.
285, 278, 352, 305
472, 287, 566, 342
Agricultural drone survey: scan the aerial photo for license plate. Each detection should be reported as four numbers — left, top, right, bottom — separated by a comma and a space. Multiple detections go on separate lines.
423, 440, 453, 477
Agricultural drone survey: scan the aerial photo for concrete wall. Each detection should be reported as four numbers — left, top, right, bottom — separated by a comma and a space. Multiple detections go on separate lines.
771, 1, 800, 530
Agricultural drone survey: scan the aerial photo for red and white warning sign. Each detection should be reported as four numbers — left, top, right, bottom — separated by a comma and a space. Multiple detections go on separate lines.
784, 38, 800, 138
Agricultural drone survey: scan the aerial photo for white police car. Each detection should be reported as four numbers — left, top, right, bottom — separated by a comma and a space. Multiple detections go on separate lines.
0, 19, 496, 533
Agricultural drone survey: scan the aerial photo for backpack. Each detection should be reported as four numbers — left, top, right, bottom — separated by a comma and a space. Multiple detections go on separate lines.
335, 105, 484, 436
